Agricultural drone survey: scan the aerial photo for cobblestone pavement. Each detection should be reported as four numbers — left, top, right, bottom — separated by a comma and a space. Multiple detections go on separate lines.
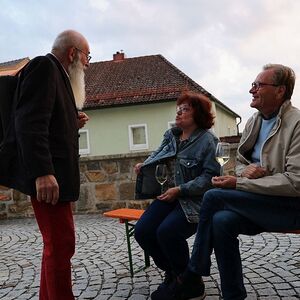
0, 215, 299, 300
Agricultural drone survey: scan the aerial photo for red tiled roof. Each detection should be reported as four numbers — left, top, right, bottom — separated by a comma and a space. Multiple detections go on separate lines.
0, 57, 30, 69
84, 54, 240, 118
84, 54, 239, 116
0, 57, 30, 76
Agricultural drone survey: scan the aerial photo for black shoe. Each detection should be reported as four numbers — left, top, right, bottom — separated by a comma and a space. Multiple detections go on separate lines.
151, 272, 176, 300
151, 271, 205, 300
151, 277, 180, 300
177, 270, 206, 300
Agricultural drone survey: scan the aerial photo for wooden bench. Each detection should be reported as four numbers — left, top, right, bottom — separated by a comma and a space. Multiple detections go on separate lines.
103, 208, 300, 278
103, 208, 150, 277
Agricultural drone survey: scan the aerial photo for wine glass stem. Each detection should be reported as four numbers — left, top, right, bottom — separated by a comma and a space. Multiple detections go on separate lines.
220, 165, 224, 176
161, 183, 164, 194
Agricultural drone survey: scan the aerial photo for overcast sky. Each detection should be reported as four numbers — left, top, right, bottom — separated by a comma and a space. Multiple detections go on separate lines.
1, 0, 300, 131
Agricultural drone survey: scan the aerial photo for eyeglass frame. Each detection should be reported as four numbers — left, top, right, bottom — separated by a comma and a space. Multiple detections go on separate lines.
74, 47, 92, 62
251, 81, 280, 90
176, 104, 192, 115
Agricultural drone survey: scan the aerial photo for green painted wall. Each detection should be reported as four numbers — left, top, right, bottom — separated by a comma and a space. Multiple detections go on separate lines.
80, 101, 238, 157
214, 104, 238, 137
82, 102, 177, 156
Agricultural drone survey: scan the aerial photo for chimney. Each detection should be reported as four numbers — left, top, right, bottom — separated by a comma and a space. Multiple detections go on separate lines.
113, 51, 125, 62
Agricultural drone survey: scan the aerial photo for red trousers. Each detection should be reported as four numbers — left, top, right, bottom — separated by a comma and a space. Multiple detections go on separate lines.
31, 198, 75, 300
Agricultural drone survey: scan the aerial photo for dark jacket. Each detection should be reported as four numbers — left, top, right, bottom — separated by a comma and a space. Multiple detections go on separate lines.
0, 54, 80, 201
136, 127, 220, 222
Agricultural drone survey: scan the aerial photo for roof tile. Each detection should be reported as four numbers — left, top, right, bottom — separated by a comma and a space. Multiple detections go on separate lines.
84, 54, 210, 109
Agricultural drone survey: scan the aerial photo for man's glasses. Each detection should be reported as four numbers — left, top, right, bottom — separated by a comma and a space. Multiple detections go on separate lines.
75, 47, 92, 62
251, 82, 279, 90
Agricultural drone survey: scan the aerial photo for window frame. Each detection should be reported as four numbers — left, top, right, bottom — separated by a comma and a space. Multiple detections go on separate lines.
78, 129, 90, 155
128, 123, 149, 151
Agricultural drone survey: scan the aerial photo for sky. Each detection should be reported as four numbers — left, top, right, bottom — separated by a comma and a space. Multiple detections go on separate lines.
1, 0, 300, 131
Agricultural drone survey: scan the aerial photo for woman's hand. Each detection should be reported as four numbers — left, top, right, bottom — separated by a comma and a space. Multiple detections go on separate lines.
157, 187, 180, 202
212, 175, 237, 189
134, 163, 143, 174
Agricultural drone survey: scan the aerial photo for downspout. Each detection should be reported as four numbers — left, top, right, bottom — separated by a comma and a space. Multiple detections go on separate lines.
236, 116, 242, 136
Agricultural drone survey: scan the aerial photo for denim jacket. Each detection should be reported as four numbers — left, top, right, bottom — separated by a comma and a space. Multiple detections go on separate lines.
137, 127, 220, 223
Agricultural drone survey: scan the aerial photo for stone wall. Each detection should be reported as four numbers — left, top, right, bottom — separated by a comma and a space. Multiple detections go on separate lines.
0, 143, 239, 219
76, 152, 152, 214
0, 187, 33, 219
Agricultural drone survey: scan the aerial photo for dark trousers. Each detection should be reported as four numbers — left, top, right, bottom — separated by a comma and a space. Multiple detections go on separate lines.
134, 199, 197, 275
188, 189, 300, 300
31, 198, 75, 300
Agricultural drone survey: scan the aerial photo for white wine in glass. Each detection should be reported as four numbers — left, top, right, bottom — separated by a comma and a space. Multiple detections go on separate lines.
155, 164, 167, 194
215, 142, 230, 175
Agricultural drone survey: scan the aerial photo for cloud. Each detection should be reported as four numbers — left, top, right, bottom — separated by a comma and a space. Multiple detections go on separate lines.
1, 0, 300, 130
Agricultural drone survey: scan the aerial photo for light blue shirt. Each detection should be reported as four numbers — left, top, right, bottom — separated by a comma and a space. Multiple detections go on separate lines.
251, 116, 277, 164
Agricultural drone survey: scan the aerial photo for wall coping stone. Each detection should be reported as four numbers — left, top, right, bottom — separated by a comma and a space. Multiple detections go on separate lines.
80, 151, 152, 162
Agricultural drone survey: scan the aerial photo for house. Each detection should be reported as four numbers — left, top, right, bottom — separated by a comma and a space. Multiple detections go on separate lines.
0, 57, 30, 76
0, 54, 241, 157
0, 54, 241, 215
82, 52, 241, 156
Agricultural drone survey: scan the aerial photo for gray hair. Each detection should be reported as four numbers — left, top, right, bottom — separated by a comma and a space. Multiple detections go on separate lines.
263, 64, 296, 100
51, 30, 84, 56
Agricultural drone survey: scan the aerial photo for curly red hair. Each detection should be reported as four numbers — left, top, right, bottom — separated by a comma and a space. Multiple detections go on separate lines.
176, 91, 215, 129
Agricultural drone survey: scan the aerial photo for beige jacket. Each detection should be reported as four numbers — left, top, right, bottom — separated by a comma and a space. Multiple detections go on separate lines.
236, 100, 300, 197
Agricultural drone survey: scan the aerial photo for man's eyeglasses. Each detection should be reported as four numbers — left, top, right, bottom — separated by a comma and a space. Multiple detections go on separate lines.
251, 82, 279, 90
75, 47, 92, 62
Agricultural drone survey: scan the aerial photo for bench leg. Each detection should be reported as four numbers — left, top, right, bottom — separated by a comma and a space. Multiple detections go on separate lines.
124, 220, 150, 277
124, 220, 134, 277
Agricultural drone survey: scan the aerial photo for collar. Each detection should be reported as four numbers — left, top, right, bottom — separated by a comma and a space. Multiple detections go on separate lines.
273, 100, 291, 121
49, 53, 69, 78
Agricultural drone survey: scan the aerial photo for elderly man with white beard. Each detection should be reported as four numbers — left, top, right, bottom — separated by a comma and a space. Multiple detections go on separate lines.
0, 30, 90, 300
53, 30, 90, 128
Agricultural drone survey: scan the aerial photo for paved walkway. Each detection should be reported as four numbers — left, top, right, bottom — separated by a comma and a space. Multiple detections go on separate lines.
0, 215, 299, 299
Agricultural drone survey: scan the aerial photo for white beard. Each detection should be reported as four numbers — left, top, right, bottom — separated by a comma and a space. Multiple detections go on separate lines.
68, 58, 86, 109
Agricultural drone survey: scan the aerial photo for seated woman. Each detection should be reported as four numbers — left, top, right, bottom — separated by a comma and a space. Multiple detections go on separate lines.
134, 91, 220, 300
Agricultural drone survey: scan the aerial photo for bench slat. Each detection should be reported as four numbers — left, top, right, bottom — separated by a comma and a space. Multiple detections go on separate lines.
103, 208, 145, 222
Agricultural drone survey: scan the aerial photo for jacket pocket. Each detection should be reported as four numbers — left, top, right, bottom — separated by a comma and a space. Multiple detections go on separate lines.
179, 158, 198, 168
179, 158, 200, 180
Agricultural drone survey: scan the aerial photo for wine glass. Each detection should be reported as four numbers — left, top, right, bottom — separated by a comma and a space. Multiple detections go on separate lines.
155, 164, 167, 194
215, 142, 230, 176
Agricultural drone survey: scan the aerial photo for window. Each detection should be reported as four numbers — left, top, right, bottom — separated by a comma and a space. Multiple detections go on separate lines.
128, 124, 148, 151
79, 129, 90, 155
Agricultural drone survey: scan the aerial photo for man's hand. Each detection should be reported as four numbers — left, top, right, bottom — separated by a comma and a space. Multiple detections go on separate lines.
241, 163, 267, 179
78, 111, 89, 129
157, 187, 180, 202
36, 175, 59, 205
212, 175, 237, 189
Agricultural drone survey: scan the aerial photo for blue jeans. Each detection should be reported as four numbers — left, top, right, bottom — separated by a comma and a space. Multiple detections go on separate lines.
188, 189, 300, 300
134, 199, 197, 275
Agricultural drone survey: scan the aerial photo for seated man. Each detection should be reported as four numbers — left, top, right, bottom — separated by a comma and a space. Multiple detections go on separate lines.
160, 64, 300, 300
